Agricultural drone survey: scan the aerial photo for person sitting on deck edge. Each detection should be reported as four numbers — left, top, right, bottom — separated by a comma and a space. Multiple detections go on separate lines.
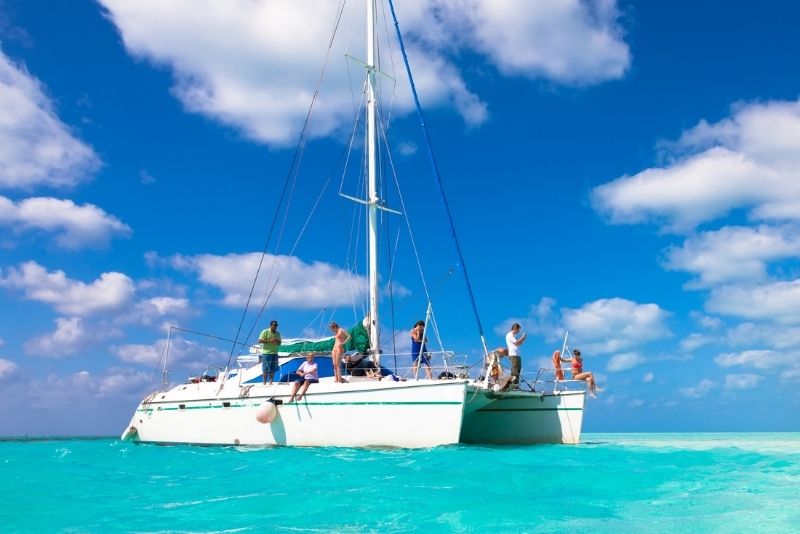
288, 353, 319, 403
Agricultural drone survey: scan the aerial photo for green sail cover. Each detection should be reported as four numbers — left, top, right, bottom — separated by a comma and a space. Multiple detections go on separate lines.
277, 322, 370, 355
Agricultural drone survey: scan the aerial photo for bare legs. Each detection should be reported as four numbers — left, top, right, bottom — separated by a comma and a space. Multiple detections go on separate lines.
412, 357, 433, 379
288, 380, 313, 403
332, 348, 343, 383
573, 371, 601, 397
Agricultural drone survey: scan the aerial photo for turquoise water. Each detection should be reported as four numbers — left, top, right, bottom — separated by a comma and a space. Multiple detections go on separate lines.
1, 433, 798, 533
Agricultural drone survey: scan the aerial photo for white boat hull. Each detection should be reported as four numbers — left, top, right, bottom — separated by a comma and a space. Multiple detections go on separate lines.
123, 378, 483, 448
460, 387, 585, 444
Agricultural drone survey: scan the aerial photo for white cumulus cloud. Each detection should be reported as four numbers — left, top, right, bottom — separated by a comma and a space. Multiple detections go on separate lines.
422, 0, 630, 83
707, 279, 800, 324
28, 368, 152, 408
713, 349, 791, 371
663, 225, 800, 288
98, 0, 629, 145
112, 336, 228, 370
0, 195, 131, 248
606, 351, 645, 372
172, 252, 371, 309
0, 49, 100, 189
726, 322, 800, 350
23, 316, 121, 357
0, 358, 17, 379
120, 296, 193, 327
0, 261, 135, 316
592, 99, 800, 232
679, 333, 713, 352
724, 373, 763, 391
562, 298, 671, 353
679, 378, 716, 399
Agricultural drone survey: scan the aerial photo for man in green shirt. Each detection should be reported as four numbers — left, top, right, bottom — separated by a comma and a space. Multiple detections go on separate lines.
259, 320, 281, 385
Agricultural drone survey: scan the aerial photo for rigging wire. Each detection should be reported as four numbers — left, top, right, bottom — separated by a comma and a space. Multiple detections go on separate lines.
227, 0, 349, 367
385, 225, 402, 371
386, 0, 489, 357
377, 0, 399, 125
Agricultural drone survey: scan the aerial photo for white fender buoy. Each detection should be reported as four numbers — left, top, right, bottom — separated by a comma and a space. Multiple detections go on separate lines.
255, 402, 277, 424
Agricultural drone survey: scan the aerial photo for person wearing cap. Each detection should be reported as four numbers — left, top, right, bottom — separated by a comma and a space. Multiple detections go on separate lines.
258, 320, 282, 386
570, 349, 602, 398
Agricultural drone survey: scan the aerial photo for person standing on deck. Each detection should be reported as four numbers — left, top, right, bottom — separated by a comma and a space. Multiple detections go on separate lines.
505, 323, 526, 385
329, 321, 351, 383
258, 320, 281, 386
410, 320, 433, 379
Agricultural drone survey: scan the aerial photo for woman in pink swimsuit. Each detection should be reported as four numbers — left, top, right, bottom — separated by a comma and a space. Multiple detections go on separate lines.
329, 321, 351, 383
570, 349, 602, 398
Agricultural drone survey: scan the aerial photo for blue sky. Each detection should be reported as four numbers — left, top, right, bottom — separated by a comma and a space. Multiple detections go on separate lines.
1, 0, 799, 435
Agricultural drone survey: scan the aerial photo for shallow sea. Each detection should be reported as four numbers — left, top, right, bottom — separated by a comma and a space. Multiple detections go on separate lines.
1, 433, 798, 533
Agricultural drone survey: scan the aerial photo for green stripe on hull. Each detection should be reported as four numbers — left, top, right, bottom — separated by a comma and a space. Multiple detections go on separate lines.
477, 407, 583, 412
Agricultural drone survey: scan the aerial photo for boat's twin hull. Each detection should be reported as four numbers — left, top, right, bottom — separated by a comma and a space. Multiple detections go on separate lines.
126, 379, 475, 448
461, 388, 585, 444
124, 379, 585, 448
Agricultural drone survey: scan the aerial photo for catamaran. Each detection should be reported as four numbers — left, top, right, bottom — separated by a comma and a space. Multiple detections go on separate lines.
121, 0, 586, 448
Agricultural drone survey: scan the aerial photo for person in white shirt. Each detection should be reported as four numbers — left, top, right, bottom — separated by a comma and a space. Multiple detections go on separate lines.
288, 353, 319, 403
504, 323, 526, 386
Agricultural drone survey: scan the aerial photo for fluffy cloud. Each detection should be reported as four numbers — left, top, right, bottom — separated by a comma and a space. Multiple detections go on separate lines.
606, 351, 645, 372
0, 49, 100, 189
111, 343, 162, 367
663, 225, 800, 288
679, 333, 713, 352
679, 378, 716, 399
781, 367, 800, 383
713, 349, 792, 371
172, 252, 370, 309
98, 0, 629, 145
120, 296, 192, 327
562, 298, 671, 353
707, 279, 800, 324
0, 358, 17, 379
724, 373, 763, 391
0, 261, 135, 315
725, 323, 800, 350
23, 316, 120, 357
28, 368, 152, 409
112, 336, 228, 370
690, 312, 722, 330
421, 0, 630, 83
0, 196, 131, 248
592, 99, 800, 232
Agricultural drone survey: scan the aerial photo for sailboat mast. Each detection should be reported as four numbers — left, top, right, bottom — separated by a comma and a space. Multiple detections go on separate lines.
366, 0, 380, 353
